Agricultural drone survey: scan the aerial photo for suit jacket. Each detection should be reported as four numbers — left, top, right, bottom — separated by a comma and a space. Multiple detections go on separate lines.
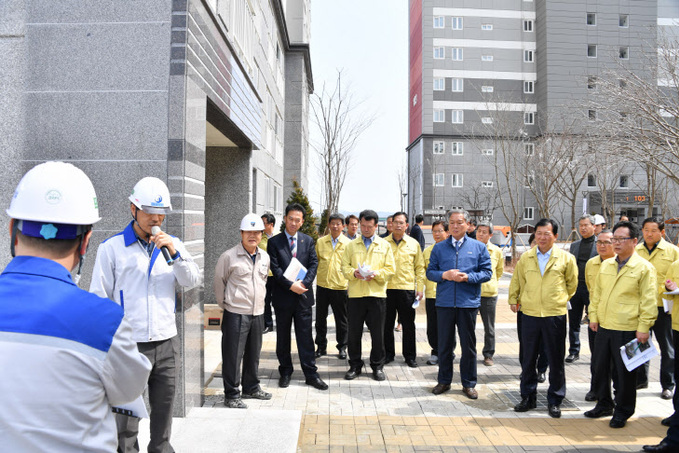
268, 231, 318, 309
409, 224, 426, 251
569, 238, 598, 260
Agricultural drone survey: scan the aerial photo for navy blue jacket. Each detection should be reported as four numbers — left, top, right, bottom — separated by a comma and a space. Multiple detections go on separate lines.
426, 236, 492, 308
268, 231, 318, 309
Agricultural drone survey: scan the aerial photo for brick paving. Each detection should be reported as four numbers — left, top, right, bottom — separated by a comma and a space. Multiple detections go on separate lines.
203, 275, 671, 452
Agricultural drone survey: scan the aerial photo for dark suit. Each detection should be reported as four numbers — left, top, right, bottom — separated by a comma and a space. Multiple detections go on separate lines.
568, 237, 598, 356
268, 231, 319, 379
409, 223, 425, 251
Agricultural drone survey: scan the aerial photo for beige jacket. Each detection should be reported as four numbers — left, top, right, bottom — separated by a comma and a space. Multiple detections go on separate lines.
214, 243, 270, 315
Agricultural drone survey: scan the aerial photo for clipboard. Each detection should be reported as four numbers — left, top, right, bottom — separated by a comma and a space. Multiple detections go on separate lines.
283, 257, 307, 282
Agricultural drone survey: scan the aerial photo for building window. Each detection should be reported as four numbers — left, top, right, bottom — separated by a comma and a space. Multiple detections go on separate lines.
524, 81, 534, 93
524, 50, 534, 62
451, 48, 463, 61
587, 13, 596, 26
481, 181, 494, 188
434, 47, 445, 59
451, 174, 463, 187
619, 47, 629, 60
588, 45, 597, 58
433, 141, 445, 154
434, 109, 445, 122
434, 16, 445, 28
523, 20, 534, 32
482, 55, 494, 62
451, 78, 464, 92
524, 112, 535, 125
481, 148, 494, 156
451, 142, 464, 155
587, 173, 596, 187
482, 24, 493, 31
433, 173, 445, 187
525, 174, 535, 187
452, 110, 464, 124
588, 109, 597, 121
524, 207, 535, 220
452, 17, 463, 30
619, 14, 629, 28
620, 175, 629, 188
482, 86, 494, 93
434, 77, 445, 91
482, 117, 493, 124
588, 76, 597, 89
524, 143, 534, 155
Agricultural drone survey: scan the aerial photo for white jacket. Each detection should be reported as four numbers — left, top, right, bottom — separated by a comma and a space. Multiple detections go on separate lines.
90, 221, 201, 342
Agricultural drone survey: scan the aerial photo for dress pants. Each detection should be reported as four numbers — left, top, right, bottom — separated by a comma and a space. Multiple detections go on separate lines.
117, 337, 178, 453
314, 286, 348, 352
480, 296, 497, 359
666, 331, 679, 445
517, 311, 548, 374
384, 289, 417, 361
264, 276, 274, 329
274, 302, 318, 379
592, 327, 637, 420
221, 310, 263, 399
437, 306, 477, 388
637, 307, 675, 390
520, 314, 566, 406
568, 286, 589, 356
425, 298, 438, 356
347, 297, 386, 370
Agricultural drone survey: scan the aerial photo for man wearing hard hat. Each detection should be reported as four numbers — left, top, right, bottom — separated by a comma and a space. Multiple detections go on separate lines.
0, 162, 151, 452
213, 214, 272, 408
90, 177, 201, 453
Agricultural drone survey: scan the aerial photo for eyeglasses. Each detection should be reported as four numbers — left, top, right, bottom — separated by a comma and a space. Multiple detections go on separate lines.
596, 241, 613, 246
610, 237, 633, 243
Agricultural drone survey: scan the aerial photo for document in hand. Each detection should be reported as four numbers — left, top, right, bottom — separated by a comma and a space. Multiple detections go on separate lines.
283, 257, 307, 282
620, 337, 659, 372
112, 395, 149, 418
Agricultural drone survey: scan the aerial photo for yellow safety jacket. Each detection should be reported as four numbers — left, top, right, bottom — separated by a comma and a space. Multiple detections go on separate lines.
635, 239, 679, 307
315, 233, 350, 290
258, 234, 274, 277
660, 259, 679, 331
341, 236, 395, 298
385, 234, 425, 292
423, 244, 436, 299
481, 242, 504, 298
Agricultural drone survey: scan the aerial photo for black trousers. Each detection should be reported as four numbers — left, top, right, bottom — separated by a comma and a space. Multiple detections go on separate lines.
274, 303, 318, 379
425, 298, 438, 356
264, 276, 274, 328
666, 330, 679, 445
437, 306, 477, 387
568, 286, 589, 355
592, 327, 637, 420
314, 286, 348, 352
520, 314, 566, 406
384, 289, 417, 361
347, 297, 386, 370
637, 307, 675, 390
517, 311, 548, 374
221, 310, 263, 399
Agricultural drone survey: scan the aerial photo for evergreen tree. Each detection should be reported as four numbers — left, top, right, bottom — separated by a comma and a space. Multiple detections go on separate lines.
280, 179, 319, 241
318, 208, 330, 237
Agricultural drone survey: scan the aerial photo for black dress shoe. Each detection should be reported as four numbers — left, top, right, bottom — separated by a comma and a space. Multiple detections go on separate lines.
279, 375, 291, 388
548, 404, 561, 418
643, 440, 679, 452
609, 417, 626, 428
585, 391, 597, 402
315, 348, 327, 358
584, 406, 614, 418
432, 383, 451, 395
344, 367, 362, 380
565, 354, 579, 363
537, 372, 546, 383
514, 396, 537, 412
372, 369, 386, 381
662, 417, 671, 427
405, 358, 418, 368
338, 348, 347, 360
305, 376, 329, 390
262, 326, 273, 334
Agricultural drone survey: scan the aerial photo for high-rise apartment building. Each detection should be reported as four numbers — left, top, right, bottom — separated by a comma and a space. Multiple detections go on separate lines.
408, 0, 678, 229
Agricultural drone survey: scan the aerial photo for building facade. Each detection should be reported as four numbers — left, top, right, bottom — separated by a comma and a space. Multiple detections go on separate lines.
0, 0, 312, 415
408, 0, 678, 232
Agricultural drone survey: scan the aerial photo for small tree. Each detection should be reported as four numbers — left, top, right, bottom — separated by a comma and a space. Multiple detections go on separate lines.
281, 179, 319, 241
318, 208, 330, 237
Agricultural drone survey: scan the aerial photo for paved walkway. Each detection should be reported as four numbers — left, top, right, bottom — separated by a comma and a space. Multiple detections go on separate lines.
195, 274, 670, 452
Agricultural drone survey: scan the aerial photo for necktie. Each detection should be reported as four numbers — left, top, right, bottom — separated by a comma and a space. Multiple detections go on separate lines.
290, 236, 297, 258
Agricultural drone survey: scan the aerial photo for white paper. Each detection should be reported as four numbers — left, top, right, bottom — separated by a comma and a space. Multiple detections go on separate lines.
283, 257, 307, 282
112, 396, 149, 419
664, 298, 674, 314
567, 300, 572, 310
620, 337, 659, 372
358, 263, 375, 278
412, 296, 421, 309
664, 288, 679, 295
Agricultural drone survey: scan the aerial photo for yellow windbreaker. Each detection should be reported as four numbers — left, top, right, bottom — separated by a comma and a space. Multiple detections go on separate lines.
341, 236, 395, 298
635, 239, 679, 307
385, 234, 425, 292
585, 255, 605, 294
590, 252, 657, 333
661, 259, 679, 330
423, 244, 436, 299
481, 242, 504, 297
315, 234, 350, 290
258, 234, 273, 277
508, 246, 578, 317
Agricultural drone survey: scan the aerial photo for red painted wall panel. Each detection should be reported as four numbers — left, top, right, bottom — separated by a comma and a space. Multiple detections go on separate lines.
408, 0, 422, 145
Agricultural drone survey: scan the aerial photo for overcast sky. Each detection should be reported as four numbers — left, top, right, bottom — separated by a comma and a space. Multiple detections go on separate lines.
307, 1, 408, 215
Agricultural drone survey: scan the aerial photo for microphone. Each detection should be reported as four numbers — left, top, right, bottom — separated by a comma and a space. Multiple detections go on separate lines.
151, 226, 174, 265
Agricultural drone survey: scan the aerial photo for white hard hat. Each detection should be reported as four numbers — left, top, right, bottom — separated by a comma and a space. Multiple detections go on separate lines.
593, 214, 606, 226
240, 213, 264, 231
129, 177, 172, 214
6, 161, 101, 231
